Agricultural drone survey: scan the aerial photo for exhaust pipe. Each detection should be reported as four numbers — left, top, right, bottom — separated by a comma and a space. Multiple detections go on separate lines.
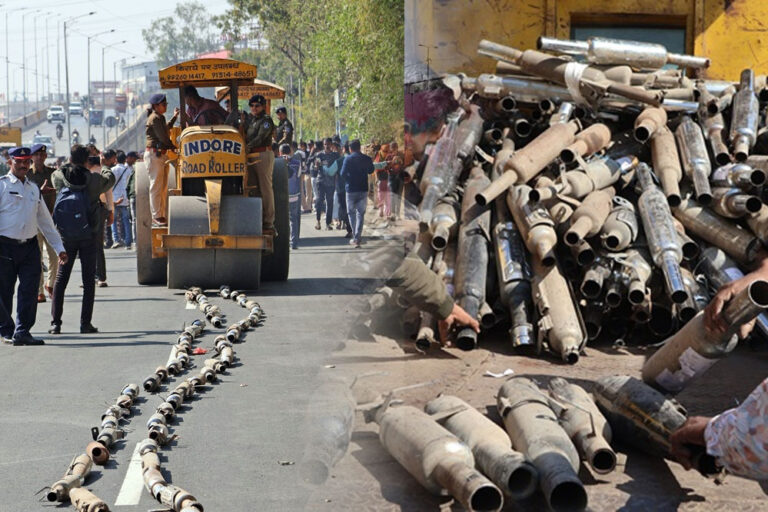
47, 453, 93, 502
730, 69, 760, 162
564, 188, 616, 247
454, 167, 492, 350
561, 123, 611, 164
492, 198, 535, 348
600, 196, 638, 251
673, 197, 760, 265
497, 378, 587, 511
633, 107, 667, 143
547, 378, 616, 474
593, 375, 720, 476
531, 255, 585, 364
635, 163, 687, 303
507, 185, 558, 267
425, 395, 539, 500
642, 279, 768, 393
537, 35, 709, 69
68, 487, 110, 512
374, 403, 503, 512
675, 116, 713, 205
650, 126, 683, 207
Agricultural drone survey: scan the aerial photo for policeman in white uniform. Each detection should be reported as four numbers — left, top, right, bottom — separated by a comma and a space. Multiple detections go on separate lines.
0, 147, 67, 345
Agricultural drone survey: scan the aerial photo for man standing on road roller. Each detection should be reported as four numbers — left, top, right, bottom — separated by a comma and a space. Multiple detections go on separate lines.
275, 106, 293, 146
243, 94, 276, 235
0, 147, 67, 346
144, 93, 179, 227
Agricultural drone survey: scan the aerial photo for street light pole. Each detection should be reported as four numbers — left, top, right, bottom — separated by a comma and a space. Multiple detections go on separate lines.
64, 11, 96, 148
87, 29, 115, 143
33, 16, 38, 111
102, 40, 126, 147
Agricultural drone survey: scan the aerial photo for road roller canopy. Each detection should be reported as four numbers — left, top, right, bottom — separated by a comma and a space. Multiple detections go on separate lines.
215, 79, 285, 102
158, 59, 259, 89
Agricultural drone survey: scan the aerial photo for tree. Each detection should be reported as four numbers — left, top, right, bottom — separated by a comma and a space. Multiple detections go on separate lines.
215, 0, 403, 143
141, 2, 220, 67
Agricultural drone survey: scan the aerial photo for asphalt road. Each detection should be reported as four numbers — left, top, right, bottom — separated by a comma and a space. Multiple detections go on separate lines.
22, 106, 143, 158
0, 212, 380, 511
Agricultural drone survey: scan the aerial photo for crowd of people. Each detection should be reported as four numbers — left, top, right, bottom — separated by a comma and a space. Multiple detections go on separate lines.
0, 141, 141, 345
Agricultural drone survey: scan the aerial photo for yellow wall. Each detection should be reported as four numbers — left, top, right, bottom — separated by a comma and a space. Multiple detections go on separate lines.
406, 0, 768, 81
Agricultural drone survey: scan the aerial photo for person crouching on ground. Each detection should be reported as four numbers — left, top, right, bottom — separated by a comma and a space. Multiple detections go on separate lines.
49, 145, 115, 335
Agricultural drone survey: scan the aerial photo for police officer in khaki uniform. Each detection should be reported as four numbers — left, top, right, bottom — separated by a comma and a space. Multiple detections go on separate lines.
28, 144, 57, 302
243, 94, 276, 233
274, 106, 293, 146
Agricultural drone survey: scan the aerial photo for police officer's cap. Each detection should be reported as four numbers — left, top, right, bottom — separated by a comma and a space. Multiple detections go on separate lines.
276, 106, 287, 114
9, 147, 32, 160
30, 143, 47, 154
149, 93, 167, 105
249, 95, 266, 106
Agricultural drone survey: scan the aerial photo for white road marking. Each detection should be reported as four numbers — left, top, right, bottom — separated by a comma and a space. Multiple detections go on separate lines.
114, 441, 144, 506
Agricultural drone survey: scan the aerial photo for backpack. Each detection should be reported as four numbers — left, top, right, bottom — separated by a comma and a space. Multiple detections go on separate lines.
53, 184, 92, 241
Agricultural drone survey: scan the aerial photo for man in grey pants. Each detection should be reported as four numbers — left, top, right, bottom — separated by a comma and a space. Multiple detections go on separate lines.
339, 139, 374, 248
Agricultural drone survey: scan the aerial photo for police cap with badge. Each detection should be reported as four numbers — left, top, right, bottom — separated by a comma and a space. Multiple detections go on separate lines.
30, 143, 47, 155
9, 147, 32, 160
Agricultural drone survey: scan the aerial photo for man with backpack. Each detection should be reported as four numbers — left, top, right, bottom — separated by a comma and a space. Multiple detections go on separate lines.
0, 147, 66, 346
48, 145, 115, 335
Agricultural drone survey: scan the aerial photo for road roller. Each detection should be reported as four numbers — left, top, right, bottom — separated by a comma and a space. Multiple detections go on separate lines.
135, 58, 289, 289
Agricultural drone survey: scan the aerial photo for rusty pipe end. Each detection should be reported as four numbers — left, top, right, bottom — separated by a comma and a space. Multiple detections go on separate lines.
87, 440, 110, 465
562, 346, 580, 365
456, 327, 479, 351
435, 461, 503, 512
715, 151, 732, 167
733, 136, 751, 163
431, 226, 450, 251
560, 147, 577, 164
535, 452, 588, 512
588, 446, 617, 475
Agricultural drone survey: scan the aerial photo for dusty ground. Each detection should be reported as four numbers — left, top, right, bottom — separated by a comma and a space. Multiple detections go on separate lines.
302, 213, 768, 512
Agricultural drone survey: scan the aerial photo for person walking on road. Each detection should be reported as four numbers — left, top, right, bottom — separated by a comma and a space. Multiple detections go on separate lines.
144, 93, 179, 227
280, 144, 302, 250
49, 145, 115, 335
299, 141, 313, 213
28, 144, 58, 302
314, 138, 339, 231
0, 147, 67, 346
339, 139, 374, 248
110, 151, 133, 249
242, 94, 277, 235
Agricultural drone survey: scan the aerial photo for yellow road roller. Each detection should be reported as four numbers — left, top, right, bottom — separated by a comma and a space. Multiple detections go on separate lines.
135, 58, 289, 289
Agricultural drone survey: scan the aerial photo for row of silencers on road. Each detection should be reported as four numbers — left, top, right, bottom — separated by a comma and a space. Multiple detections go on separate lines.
140, 438, 204, 512
43, 383, 139, 510
45, 454, 109, 512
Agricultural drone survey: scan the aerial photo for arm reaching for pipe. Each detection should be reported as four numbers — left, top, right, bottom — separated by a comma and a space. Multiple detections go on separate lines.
386, 254, 479, 344
705, 258, 768, 336
670, 377, 768, 480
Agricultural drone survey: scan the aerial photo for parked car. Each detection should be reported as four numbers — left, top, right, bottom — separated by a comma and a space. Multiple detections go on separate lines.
47, 105, 65, 123
69, 101, 83, 116
32, 135, 55, 157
